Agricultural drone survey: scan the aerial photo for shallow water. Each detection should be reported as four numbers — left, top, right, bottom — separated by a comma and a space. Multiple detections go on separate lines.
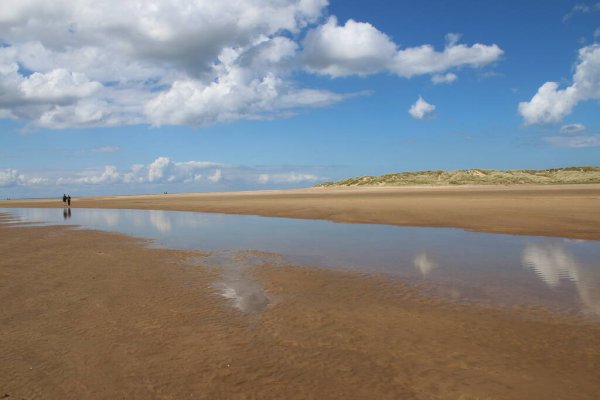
2, 207, 599, 317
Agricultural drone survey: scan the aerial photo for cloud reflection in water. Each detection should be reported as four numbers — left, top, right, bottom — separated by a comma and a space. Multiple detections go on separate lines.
522, 243, 600, 316
414, 252, 438, 276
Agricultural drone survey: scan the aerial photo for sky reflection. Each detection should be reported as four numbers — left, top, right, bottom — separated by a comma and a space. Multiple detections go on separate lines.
522, 243, 600, 316
2, 207, 599, 316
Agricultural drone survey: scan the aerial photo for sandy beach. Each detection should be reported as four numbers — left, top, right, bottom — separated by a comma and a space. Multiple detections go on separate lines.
2, 186, 600, 399
1, 217, 599, 399
3, 1, 599, 398
2, 184, 600, 240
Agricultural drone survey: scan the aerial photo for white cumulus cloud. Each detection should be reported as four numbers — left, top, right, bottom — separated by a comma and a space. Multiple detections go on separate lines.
50, 156, 325, 187
208, 169, 223, 183
19, 69, 101, 101
519, 44, 600, 125
0, 168, 48, 187
0, 0, 340, 128
0, 1, 505, 129
302, 17, 502, 78
144, 68, 344, 126
0, 169, 19, 187
409, 96, 435, 119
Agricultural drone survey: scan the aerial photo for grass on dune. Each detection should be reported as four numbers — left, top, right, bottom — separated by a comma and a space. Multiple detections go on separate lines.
315, 166, 600, 187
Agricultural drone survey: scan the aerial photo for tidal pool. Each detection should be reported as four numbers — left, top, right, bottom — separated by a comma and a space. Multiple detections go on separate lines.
2, 207, 599, 317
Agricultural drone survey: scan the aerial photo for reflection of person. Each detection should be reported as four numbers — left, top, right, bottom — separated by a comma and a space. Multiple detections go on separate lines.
67, 195, 71, 207
62, 194, 67, 206
63, 208, 68, 220
68, 208, 71, 218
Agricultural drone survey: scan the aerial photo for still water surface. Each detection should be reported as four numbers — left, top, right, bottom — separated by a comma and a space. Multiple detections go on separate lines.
2, 207, 599, 317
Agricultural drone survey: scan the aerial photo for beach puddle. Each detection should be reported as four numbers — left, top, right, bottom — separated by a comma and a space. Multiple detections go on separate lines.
2, 207, 599, 317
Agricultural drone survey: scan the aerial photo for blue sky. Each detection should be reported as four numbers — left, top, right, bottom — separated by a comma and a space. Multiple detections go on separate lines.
1, 0, 599, 197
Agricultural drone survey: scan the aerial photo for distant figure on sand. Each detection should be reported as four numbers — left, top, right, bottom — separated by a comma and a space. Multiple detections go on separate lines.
62, 194, 67, 206
67, 195, 71, 207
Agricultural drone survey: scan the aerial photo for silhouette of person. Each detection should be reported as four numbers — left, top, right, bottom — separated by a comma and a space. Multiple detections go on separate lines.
67, 195, 71, 207
62, 194, 67, 206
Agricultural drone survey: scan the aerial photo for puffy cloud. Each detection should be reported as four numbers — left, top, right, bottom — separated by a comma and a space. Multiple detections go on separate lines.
147, 157, 175, 183
23, 176, 48, 185
431, 72, 457, 85
408, 96, 435, 119
560, 123, 586, 134
391, 42, 502, 78
0, 1, 504, 129
0, 0, 339, 128
302, 17, 398, 77
55, 157, 213, 185
50, 157, 324, 187
543, 135, 600, 148
142, 32, 345, 126
37, 98, 121, 129
60, 165, 121, 185
0, 47, 153, 127
145, 68, 343, 126
0, 169, 19, 187
519, 44, 600, 125
0, 0, 327, 74
302, 17, 502, 78
236, 36, 299, 71
208, 169, 223, 183
0, 62, 103, 117
0, 168, 48, 187
518, 82, 579, 125
20, 69, 101, 101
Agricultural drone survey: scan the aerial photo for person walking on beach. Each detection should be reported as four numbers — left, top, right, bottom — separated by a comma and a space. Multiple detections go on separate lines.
62, 194, 67, 206
67, 195, 71, 207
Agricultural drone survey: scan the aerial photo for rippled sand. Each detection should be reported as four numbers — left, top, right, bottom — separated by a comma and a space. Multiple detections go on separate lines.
1, 218, 599, 399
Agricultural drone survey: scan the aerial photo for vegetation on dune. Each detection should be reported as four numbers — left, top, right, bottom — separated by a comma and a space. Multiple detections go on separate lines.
315, 167, 600, 187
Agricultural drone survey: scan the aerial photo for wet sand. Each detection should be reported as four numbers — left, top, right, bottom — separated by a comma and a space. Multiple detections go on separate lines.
2, 184, 600, 240
1, 217, 599, 399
